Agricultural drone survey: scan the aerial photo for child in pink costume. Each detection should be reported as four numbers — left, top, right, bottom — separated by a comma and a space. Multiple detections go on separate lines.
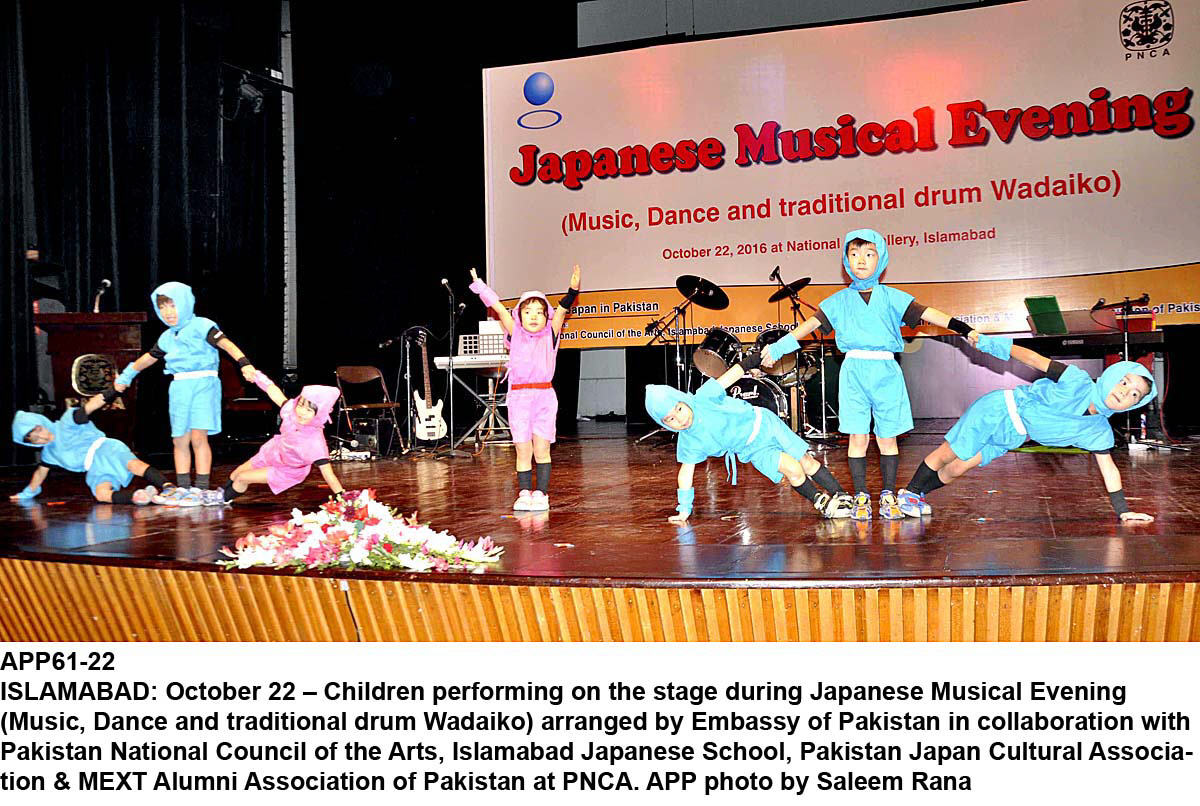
219, 371, 346, 503
469, 265, 581, 511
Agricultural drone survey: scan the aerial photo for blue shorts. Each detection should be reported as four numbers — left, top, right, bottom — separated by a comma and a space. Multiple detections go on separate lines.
85, 439, 137, 494
168, 375, 222, 437
838, 356, 913, 438
738, 410, 812, 484
944, 389, 1026, 467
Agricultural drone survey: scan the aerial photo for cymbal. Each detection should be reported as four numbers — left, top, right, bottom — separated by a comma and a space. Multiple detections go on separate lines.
676, 275, 729, 310
768, 277, 811, 303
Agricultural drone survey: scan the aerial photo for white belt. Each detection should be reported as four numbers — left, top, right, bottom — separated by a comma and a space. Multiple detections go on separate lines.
172, 370, 218, 380
844, 350, 894, 360
1003, 389, 1027, 436
83, 437, 109, 471
745, 408, 763, 447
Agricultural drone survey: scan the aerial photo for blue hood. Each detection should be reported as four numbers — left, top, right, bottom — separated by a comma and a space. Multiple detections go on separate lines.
843, 228, 889, 290
151, 281, 196, 331
12, 411, 53, 447
645, 385, 692, 431
1091, 361, 1157, 417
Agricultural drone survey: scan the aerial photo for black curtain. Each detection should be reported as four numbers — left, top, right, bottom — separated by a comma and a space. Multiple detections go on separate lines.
2, 1, 281, 462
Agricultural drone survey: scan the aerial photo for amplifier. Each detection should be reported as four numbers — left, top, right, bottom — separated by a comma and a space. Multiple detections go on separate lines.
351, 418, 394, 453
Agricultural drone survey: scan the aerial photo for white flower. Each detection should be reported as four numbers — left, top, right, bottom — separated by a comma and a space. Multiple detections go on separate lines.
348, 544, 371, 565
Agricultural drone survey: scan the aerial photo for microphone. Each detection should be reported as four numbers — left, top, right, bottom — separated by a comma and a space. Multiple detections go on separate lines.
455, 302, 467, 318
769, 266, 781, 283
92, 278, 112, 313
379, 336, 400, 349
644, 319, 662, 336
440, 278, 455, 300
1091, 297, 1106, 312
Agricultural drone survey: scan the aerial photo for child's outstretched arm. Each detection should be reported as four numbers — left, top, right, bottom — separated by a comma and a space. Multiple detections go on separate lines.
10, 465, 50, 501
1094, 452, 1154, 522
1009, 345, 1053, 373
668, 463, 696, 525
317, 462, 346, 496
213, 333, 257, 382
552, 264, 581, 335
468, 269, 514, 335
761, 316, 823, 368
113, 351, 159, 392
250, 371, 289, 408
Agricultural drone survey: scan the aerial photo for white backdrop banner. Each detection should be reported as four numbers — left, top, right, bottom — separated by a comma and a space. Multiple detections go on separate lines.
483, 0, 1195, 308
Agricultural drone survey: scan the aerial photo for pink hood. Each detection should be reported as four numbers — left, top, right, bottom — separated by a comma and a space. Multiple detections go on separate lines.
286, 385, 340, 429
515, 290, 554, 339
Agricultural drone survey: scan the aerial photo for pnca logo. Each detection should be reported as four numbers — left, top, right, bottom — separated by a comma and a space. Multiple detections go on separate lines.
1120, 1, 1174, 59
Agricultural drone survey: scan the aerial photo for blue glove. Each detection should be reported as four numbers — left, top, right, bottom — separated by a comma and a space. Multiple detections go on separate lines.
115, 363, 139, 387
15, 486, 41, 500
676, 487, 695, 516
976, 334, 1013, 360
765, 333, 800, 363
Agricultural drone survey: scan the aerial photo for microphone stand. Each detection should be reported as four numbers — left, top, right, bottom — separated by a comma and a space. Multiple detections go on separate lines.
440, 286, 471, 459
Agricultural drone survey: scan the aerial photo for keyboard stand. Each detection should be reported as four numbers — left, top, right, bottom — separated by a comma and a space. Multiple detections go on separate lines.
435, 356, 512, 449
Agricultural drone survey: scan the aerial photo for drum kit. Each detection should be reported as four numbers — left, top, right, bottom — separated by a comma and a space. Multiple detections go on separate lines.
643, 272, 838, 441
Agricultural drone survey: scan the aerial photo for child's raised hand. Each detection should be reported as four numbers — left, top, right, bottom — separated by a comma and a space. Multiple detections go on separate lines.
668, 512, 690, 525
113, 381, 127, 393
87, 393, 107, 409
1120, 511, 1155, 523
569, 264, 581, 290
967, 330, 980, 346
240, 363, 257, 382
469, 268, 479, 282
759, 345, 778, 369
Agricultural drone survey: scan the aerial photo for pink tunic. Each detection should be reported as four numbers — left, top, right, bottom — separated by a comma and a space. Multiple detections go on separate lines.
506, 291, 560, 442
250, 385, 341, 494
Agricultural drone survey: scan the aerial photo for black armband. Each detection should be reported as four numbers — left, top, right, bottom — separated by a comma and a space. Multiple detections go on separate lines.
101, 388, 121, 404
1046, 361, 1069, 383
559, 287, 579, 310
946, 317, 973, 337
149, 346, 167, 360
72, 408, 90, 425
738, 350, 763, 372
1108, 488, 1130, 517
206, 326, 225, 347
313, 458, 331, 468
902, 301, 928, 328
236, 356, 252, 368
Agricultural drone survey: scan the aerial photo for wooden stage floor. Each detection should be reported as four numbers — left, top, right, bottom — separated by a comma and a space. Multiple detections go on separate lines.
3, 423, 1199, 587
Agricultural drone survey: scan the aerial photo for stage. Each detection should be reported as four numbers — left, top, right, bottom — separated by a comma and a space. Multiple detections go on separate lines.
1, 423, 1198, 642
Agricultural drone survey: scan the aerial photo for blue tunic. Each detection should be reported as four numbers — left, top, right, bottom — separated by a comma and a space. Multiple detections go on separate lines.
12, 410, 136, 494
152, 282, 223, 436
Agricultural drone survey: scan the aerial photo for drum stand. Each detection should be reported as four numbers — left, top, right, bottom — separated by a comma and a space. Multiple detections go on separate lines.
637, 297, 699, 443
773, 290, 838, 443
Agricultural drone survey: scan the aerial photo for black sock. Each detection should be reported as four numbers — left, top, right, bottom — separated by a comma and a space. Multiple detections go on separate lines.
848, 456, 868, 494
195, 473, 210, 490
142, 466, 169, 489
177, 472, 192, 489
222, 481, 243, 503
535, 460, 551, 494
811, 465, 845, 494
907, 461, 945, 495
111, 488, 135, 505
517, 469, 533, 491
880, 454, 899, 492
792, 478, 821, 503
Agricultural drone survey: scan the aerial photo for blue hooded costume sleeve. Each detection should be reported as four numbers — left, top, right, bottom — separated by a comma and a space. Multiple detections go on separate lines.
152, 281, 220, 374
818, 228, 914, 353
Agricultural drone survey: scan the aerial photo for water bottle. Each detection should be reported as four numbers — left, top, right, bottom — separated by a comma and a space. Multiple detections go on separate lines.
1140, 413, 1147, 441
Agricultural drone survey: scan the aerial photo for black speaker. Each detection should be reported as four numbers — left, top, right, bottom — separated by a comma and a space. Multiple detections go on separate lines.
352, 418, 392, 452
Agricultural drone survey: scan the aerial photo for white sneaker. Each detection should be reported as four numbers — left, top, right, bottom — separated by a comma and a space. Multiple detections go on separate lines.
175, 487, 204, 508
529, 491, 550, 511
513, 490, 534, 511
202, 489, 227, 507
152, 486, 182, 506
132, 486, 157, 506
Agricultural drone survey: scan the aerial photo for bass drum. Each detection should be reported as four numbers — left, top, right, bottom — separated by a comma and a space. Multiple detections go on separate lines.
693, 327, 743, 378
728, 377, 789, 420
753, 328, 798, 376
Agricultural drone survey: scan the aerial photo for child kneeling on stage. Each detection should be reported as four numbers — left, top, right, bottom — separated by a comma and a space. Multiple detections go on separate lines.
644, 357, 854, 524
219, 372, 345, 503
10, 391, 172, 505
469, 265, 581, 511
897, 336, 1157, 522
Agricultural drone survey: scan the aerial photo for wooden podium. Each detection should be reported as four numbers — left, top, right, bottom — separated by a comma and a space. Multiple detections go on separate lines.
34, 312, 147, 447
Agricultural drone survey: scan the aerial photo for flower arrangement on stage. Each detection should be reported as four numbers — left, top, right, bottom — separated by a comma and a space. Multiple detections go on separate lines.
219, 489, 503, 572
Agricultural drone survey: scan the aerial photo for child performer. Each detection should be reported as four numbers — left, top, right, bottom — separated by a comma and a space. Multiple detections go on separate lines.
220, 371, 345, 503
469, 265, 580, 511
897, 338, 1157, 522
760, 228, 980, 521
113, 281, 258, 506
645, 357, 854, 524
10, 391, 172, 505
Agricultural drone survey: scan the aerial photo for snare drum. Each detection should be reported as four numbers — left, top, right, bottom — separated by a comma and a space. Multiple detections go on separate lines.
727, 377, 789, 420
754, 329, 798, 376
693, 327, 743, 378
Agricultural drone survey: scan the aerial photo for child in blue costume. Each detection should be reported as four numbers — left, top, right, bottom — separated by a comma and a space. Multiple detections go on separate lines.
761, 228, 981, 521
10, 391, 172, 505
113, 282, 258, 507
645, 361, 853, 524
897, 339, 1157, 521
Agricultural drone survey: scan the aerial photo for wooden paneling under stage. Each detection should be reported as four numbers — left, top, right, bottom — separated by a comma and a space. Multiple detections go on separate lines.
1, 424, 1198, 642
